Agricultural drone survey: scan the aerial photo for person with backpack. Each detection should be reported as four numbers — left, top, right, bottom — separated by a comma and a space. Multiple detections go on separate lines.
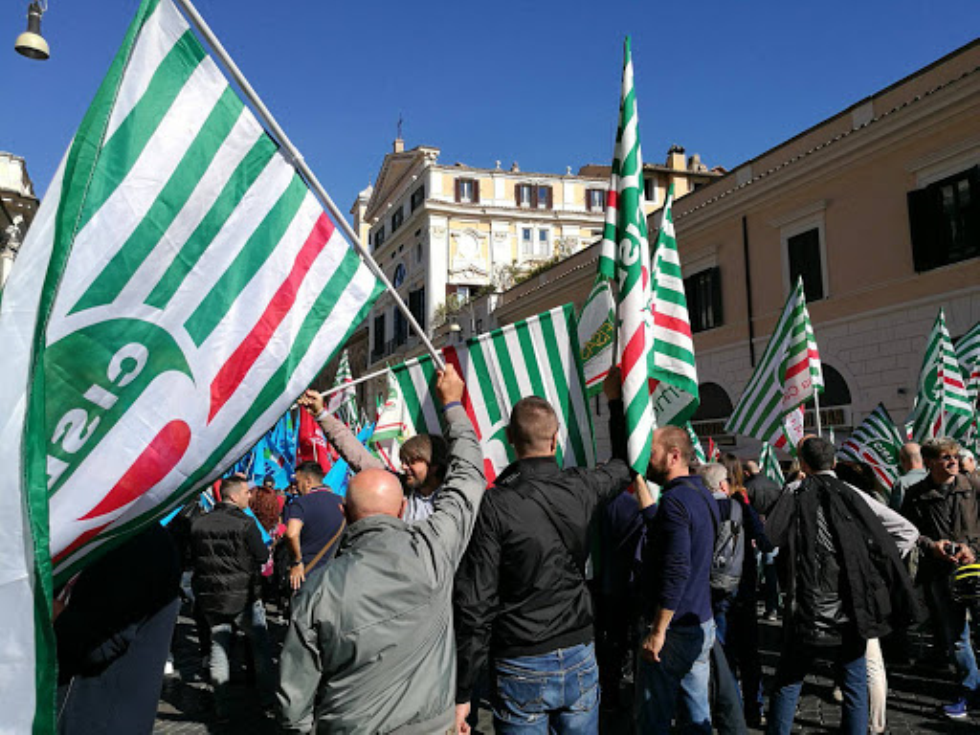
764, 438, 922, 735
700, 462, 774, 730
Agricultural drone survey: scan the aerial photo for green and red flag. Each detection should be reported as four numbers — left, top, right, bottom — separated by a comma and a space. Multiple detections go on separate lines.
684, 421, 707, 465
388, 304, 595, 484
648, 184, 700, 426
907, 309, 973, 442
326, 348, 359, 429
726, 277, 823, 446
0, 1, 383, 729
599, 37, 655, 475
838, 403, 906, 489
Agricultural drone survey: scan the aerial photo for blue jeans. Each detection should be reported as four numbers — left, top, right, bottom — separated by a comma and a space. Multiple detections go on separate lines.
492, 642, 600, 734
636, 620, 715, 734
766, 630, 867, 735
926, 574, 980, 694
208, 600, 275, 715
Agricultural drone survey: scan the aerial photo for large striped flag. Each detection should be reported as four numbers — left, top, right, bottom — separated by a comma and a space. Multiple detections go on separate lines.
389, 304, 595, 484
370, 369, 410, 471
599, 37, 655, 475
838, 404, 906, 489
726, 277, 824, 445
648, 184, 700, 426
758, 442, 785, 486
0, 1, 383, 729
907, 309, 973, 442
956, 322, 980, 399
577, 276, 616, 398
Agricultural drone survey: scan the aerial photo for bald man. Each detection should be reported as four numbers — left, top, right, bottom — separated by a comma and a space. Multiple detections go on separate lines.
278, 365, 485, 734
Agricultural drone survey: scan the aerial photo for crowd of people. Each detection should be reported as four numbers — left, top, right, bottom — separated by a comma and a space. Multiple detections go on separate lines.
51, 365, 980, 734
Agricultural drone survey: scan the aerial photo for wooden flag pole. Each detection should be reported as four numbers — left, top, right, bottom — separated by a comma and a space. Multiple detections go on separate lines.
174, 0, 445, 370
813, 390, 823, 437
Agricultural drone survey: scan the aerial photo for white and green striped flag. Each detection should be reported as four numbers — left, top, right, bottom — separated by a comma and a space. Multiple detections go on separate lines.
907, 309, 973, 442
759, 442, 785, 486
0, 1, 383, 729
600, 37, 655, 476
369, 369, 410, 471
838, 403, 906, 489
684, 422, 707, 465
577, 276, 616, 398
649, 184, 700, 426
327, 348, 359, 428
955, 322, 980, 429
726, 277, 824, 445
389, 304, 595, 484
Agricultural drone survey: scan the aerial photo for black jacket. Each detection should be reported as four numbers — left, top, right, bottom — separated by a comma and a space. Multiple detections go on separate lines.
190, 502, 268, 618
454, 454, 631, 702
745, 473, 782, 517
767, 474, 923, 643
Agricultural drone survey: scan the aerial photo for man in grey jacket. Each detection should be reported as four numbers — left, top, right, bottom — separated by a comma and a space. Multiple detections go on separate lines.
278, 365, 484, 734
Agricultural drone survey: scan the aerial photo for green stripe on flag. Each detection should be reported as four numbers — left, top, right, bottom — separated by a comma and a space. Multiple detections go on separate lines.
184, 174, 307, 345
145, 134, 278, 310
467, 340, 503, 426
72, 86, 244, 313
78, 30, 207, 233
539, 309, 588, 467
491, 330, 523, 406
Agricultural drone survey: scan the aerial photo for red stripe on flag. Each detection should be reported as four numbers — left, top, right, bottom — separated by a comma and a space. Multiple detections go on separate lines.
620, 328, 647, 378
80, 420, 192, 520
53, 522, 111, 565
208, 213, 335, 422
783, 357, 810, 381
653, 312, 692, 336
606, 190, 618, 210
443, 346, 483, 441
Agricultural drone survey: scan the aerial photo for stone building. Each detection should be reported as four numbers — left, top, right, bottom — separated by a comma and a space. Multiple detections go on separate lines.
0, 152, 40, 286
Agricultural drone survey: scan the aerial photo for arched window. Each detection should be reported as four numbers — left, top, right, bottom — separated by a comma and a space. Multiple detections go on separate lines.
804, 364, 851, 408
692, 382, 734, 420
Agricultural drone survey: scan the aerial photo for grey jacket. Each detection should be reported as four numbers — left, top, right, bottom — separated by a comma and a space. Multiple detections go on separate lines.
279, 405, 484, 734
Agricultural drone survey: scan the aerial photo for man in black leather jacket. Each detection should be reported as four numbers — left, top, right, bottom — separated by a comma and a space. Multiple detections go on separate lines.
454, 390, 632, 733
190, 475, 274, 720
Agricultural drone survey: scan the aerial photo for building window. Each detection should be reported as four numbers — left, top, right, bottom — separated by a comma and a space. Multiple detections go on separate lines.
411, 186, 425, 212
373, 313, 386, 357
537, 229, 550, 255
374, 225, 386, 249
536, 185, 552, 209
644, 178, 658, 205
586, 188, 606, 211
521, 227, 533, 255
394, 308, 407, 346
787, 227, 825, 301
415, 242, 423, 264
684, 267, 723, 333
391, 206, 404, 233
516, 184, 533, 207
908, 166, 980, 273
455, 178, 479, 204
409, 287, 426, 331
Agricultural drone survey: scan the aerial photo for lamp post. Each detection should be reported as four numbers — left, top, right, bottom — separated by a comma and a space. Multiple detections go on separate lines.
15, 1, 49, 60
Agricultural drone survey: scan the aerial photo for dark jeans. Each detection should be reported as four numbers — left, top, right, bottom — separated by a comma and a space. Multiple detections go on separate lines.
726, 597, 764, 720
766, 629, 867, 735
492, 642, 600, 734
208, 600, 274, 716
925, 573, 980, 693
595, 592, 636, 706
636, 620, 715, 734
711, 639, 748, 735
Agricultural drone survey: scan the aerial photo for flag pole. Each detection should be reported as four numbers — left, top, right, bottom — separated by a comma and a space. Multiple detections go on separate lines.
173, 0, 445, 370
813, 389, 823, 437
318, 366, 392, 401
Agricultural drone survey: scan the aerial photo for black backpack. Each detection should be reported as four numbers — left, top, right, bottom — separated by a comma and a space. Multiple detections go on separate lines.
708, 497, 744, 593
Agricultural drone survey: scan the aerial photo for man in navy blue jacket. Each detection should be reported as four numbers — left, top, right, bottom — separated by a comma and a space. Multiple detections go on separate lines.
635, 425, 719, 734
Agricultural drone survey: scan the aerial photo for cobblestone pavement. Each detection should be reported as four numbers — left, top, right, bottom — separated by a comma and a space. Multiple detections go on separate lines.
155, 605, 979, 734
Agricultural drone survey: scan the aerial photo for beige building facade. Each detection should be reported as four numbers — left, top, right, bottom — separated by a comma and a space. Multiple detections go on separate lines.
0, 152, 40, 287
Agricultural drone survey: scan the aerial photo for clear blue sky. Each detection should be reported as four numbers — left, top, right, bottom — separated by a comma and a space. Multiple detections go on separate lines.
5, 0, 977, 216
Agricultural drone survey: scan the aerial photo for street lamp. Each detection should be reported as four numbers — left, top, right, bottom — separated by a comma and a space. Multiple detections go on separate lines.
15, 1, 49, 60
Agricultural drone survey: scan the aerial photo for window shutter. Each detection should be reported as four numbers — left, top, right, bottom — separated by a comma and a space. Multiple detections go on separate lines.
473, 179, 480, 204
515, 184, 521, 207
710, 267, 723, 328
547, 186, 554, 209
530, 185, 538, 209
455, 178, 461, 203
907, 187, 939, 272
